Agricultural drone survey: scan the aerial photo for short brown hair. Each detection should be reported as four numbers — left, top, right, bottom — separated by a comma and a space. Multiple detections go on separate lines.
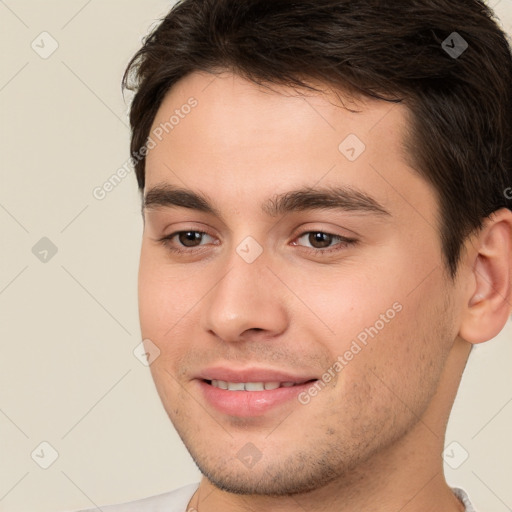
122, 0, 512, 276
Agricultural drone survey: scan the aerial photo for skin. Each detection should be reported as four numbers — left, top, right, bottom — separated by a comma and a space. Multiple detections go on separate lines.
138, 71, 512, 512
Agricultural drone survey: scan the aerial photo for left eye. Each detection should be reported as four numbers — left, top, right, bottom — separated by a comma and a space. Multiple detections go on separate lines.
293, 231, 355, 251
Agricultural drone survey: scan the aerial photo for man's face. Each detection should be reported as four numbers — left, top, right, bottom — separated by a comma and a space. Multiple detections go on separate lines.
138, 71, 463, 494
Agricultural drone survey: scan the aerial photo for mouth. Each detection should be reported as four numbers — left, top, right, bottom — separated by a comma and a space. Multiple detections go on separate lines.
204, 379, 315, 391
196, 371, 319, 417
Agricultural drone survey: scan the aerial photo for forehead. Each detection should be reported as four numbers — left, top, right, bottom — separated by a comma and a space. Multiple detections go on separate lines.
144, 71, 434, 222
147, 71, 409, 162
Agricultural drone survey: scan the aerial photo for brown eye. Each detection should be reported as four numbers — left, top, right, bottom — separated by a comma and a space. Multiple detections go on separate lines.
293, 231, 357, 255
158, 230, 216, 254
178, 231, 204, 247
308, 232, 334, 248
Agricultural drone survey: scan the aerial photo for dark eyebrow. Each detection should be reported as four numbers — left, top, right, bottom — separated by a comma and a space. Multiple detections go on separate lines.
143, 183, 390, 218
262, 186, 390, 217
143, 184, 220, 216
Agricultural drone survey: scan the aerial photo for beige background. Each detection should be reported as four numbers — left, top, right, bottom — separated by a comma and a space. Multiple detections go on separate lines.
0, 1, 511, 511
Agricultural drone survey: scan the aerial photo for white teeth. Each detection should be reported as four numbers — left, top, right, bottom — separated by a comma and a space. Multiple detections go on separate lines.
245, 382, 265, 391
227, 382, 245, 391
209, 380, 297, 391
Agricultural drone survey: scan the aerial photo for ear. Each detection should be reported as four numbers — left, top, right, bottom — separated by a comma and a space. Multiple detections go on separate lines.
458, 208, 512, 344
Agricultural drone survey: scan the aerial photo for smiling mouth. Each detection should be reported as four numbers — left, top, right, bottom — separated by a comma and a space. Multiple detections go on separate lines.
204, 379, 317, 391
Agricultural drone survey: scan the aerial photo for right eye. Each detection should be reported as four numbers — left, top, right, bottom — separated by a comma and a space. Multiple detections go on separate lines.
158, 230, 217, 253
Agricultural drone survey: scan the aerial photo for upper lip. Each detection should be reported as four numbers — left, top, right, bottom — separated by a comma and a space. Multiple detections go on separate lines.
197, 366, 317, 384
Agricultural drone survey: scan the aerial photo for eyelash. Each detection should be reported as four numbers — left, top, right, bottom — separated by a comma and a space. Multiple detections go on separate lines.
157, 230, 357, 256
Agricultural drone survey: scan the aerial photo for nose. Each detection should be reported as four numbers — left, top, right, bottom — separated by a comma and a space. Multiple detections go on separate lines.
200, 249, 289, 343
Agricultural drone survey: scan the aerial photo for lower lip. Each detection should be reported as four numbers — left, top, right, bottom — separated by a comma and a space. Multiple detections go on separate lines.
197, 380, 316, 417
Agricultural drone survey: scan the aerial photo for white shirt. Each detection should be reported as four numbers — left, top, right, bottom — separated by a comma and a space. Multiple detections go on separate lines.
76, 483, 199, 512
75, 483, 476, 511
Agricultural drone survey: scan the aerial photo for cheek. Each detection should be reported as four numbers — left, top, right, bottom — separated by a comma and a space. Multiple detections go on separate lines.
138, 244, 197, 338
287, 250, 450, 380
348, 277, 454, 417
285, 259, 402, 346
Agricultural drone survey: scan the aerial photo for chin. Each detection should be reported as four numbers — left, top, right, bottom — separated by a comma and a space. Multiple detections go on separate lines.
186, 441, 354, 497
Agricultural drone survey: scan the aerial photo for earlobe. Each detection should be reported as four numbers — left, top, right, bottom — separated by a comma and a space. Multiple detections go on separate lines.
459, 208, 512, 344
